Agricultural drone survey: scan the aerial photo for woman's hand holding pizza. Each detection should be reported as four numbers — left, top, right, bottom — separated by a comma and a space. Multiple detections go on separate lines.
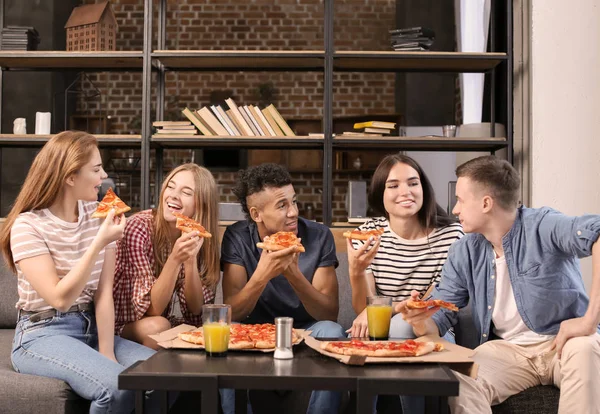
347, 236, 380, 276
95, 208, 126, 247
170, 231, 203, 264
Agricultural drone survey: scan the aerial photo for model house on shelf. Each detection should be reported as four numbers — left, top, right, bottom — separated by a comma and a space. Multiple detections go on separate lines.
65, 1, 118, 52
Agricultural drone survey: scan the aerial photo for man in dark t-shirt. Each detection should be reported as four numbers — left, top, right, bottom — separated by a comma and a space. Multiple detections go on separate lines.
220, 163, 345, 414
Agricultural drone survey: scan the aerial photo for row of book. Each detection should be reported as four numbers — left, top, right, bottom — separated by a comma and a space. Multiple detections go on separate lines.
389, 26, 434, 52
338, 121, 397, 137
160, 99, 296, 137
1, 26, 40, 51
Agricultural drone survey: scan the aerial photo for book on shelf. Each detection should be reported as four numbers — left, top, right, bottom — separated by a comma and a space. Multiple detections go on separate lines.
181, 107, 213, 136
239, 106, 260, 136
226, 109, 246, 136
388, 26, 435, 38
219, 107, 241, 135
197, 107, 228, 136
265, 104, 295, 137
340, 131, 383, 137
252, 105, 276, 136
225, 98, 254, 136
152, 121, 193, 127
353, 121, 396, 130
261, 108, 285, 137
243, 105, 265, 136
155, 129, 197, 135
211, 105, 238, 136
358, 127, 393, 134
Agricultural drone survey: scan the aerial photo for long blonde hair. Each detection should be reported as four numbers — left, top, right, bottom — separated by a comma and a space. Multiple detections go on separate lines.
153, 163, 220, 289
0, 131, 98, 272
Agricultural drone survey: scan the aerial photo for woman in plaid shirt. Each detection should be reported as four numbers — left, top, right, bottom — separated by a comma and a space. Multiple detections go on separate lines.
113, 163, 220, 349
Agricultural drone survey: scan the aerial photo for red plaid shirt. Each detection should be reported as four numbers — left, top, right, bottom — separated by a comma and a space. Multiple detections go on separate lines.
113, 210, 215, 334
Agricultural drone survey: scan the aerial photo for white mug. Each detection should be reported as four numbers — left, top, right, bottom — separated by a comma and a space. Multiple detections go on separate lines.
35, 112, 51, 135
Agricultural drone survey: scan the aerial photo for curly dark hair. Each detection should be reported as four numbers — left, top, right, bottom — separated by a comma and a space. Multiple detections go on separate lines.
232, 163, 293, 219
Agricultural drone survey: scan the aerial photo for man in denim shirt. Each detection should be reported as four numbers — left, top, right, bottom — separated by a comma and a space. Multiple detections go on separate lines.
397, 155, 600, 413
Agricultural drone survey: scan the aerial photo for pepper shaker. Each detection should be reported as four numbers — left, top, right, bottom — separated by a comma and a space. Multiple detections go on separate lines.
274, 317, 294, 359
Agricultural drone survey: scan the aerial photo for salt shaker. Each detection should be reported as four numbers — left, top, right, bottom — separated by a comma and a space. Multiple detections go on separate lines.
274, 317, 294, 360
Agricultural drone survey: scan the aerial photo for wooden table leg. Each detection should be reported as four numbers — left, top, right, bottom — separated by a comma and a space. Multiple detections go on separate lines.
234, 389, 247, 414
425, 396, 449, 414
201, 377, 219, 414
135, 390, 145, 414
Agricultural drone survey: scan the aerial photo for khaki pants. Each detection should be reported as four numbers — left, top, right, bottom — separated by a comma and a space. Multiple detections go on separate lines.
451, 333, 600, 414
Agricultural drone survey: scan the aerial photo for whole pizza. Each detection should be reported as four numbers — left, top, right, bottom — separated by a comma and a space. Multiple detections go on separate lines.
320, 338, 444, 357
178, 323, 303, 350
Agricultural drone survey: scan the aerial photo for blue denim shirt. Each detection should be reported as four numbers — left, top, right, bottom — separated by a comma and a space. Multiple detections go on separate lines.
432, 206, 600, 345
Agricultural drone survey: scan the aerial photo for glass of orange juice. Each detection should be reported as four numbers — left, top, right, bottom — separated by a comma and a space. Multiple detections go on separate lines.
366, 296, 393, 340
202, 304, 231, 357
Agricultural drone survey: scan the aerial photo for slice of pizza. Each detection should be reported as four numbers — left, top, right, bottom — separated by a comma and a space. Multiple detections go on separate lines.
256, 231, 305, 253
173, 213, 212, 238
342, 227, 384, 241
247, 323, 277, 349
406, 298, 459, 312
178, 329, 204, 345
92, 187, 131, 218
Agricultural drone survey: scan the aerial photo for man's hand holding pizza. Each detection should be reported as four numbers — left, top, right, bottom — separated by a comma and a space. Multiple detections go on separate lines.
255, 245, 298, 283
395, 290, 443, 337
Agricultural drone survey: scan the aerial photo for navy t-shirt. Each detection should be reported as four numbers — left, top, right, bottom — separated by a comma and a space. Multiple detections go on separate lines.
221, 217, 338, 326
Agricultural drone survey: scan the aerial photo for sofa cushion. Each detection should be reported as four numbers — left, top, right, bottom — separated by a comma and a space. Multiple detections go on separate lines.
0, 329, 89, 414
0, 259, 19, 328
492, 385, 559, 414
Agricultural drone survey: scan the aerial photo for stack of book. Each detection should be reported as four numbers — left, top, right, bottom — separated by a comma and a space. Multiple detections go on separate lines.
389, 26, 434, 51
1, 26, 40, 51
152, 121, 197, 135
179, 99, 295, 137
340, 121, 396, 137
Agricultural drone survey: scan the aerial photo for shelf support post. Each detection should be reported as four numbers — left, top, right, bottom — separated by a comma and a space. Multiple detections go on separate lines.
141, 0, 153, 209
323, 0, 334, 226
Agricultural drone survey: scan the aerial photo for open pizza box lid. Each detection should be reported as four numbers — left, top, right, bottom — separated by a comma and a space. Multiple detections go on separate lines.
149, 323, 307, 353
305, 335, 478, 378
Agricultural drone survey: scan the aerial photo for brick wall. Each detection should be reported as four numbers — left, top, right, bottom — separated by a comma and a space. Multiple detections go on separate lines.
79, 0, 398, 222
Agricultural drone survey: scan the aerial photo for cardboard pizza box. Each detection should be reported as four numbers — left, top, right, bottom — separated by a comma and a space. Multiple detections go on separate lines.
149, 323, 306, 353
304, 335, 478, 378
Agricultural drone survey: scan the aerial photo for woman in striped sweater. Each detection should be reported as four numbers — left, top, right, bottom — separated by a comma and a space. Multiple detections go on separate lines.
347, 154, 464, 339
0, 131, 156, 413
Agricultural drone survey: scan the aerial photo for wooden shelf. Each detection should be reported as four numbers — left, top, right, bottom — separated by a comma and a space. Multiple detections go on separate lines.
334, 51, 507, 72
0, 51, 143, 70
0, 134, 141, 147
152, 50, 325, 71
333, 136, 508, 151
151, 135, 324, 149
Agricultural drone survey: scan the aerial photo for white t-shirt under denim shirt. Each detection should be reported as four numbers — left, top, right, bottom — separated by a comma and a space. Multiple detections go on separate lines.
10, 200, 115, 312
492, 256, 554, 345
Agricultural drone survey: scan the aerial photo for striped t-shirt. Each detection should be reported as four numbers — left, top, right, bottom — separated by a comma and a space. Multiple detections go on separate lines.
352, 217, 464, 301
10, 201, 115, 312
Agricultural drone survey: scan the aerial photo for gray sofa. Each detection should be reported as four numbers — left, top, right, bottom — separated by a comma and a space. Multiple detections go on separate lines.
0, 252, 559, 413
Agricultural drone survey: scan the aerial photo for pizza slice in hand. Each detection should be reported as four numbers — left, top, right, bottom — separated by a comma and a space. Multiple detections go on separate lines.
406, 298, 459, 312
342, 227, 384, 240
92, 187, 131, 218
256, 231, 305, 253
173, 212, 212, 238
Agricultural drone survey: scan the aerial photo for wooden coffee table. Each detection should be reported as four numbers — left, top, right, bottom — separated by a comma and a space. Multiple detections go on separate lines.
119, 342, 458, 414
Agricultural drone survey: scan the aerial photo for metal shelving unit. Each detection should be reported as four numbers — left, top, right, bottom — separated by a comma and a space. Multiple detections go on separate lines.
0, 0, 513, 226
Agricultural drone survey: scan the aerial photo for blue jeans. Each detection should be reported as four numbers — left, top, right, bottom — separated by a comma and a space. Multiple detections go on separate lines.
11, 310, 157, 414
220, 320, 346, 414
388, 314, 455, 414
